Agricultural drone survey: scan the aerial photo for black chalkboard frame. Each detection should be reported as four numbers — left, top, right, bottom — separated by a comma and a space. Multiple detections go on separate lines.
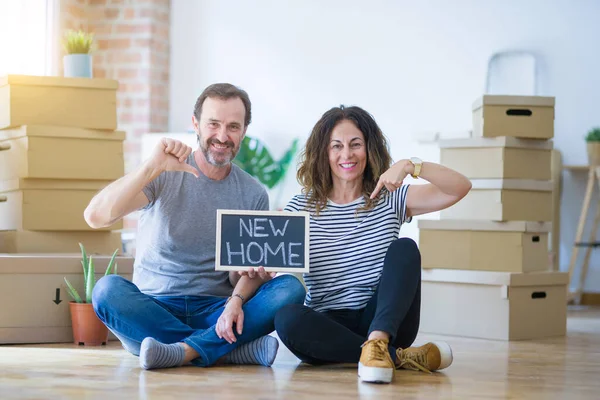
215, 209, 310, 273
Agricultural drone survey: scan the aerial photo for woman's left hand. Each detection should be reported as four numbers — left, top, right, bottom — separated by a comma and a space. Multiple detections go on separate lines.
370, 160, 412, 199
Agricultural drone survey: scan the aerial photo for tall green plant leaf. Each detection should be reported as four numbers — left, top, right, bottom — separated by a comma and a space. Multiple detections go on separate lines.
233, 136, 299, 189
64, 278, 83, 303
86, 256, 95, 303
79, 242, 88, 285
105, 248, 119, 276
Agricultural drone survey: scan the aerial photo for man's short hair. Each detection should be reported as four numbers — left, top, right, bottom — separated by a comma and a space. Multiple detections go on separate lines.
193, 83, 252, 127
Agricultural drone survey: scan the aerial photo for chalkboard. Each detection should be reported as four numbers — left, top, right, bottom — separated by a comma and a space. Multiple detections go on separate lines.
215, 209, 310, 273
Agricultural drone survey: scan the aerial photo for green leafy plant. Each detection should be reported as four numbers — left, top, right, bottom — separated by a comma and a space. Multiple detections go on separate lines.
585, 127, 600, 142
63, 30, 95, 55
233, 136, 299, 189
64, 243, 119, 304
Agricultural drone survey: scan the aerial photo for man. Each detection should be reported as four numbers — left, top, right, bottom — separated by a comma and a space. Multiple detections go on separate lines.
86, 83, 306, 370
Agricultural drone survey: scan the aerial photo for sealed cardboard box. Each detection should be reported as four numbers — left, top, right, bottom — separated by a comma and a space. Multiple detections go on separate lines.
440, 179, 553, 222
0, 178, 121, 231
0, 75, 118, 130
0, 254, 134, 344
0, 230, 122, 254
439, 137, 552, 180
0, 125, 125, 181
419, 269, 567, 340
418, 219, 551, 273
472, 95, 555, 139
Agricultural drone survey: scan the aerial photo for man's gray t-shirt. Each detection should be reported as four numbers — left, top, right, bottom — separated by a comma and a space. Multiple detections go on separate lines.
133, 151, 269, 297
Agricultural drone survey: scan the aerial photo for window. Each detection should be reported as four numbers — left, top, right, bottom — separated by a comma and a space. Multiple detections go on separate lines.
0, 0, 57, 76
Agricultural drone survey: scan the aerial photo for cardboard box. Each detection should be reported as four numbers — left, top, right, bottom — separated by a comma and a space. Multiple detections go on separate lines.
472, 95, 555, 139
0, 254, 134, 344
418, 219, 551, 273
0, 75, 118, 130
420, 269, 567, 340
439, 137, 552, 180
0, 125, 125, 181
0, 178, 121, 231
0, 230, 122, 254
440, 179, 553, 222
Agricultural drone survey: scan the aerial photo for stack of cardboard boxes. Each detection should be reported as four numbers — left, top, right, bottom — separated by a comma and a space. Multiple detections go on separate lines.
0, 75, 134, 344
417, 95, 568, 341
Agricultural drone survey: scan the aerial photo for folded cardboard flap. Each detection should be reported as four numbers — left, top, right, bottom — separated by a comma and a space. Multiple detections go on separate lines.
469, 179, 553, 191
418, 219, 552, 232
0, 75, 119, 90
421, 269, 568, 287
0, 254, 134, 274
438, 136, 554, 150
0, 230, 123, 254
0, 125, 126, 142
472, 95, 556, 110
0, 178, 111, 192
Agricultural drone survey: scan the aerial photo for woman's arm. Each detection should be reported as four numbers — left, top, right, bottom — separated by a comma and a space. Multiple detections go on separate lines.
403, 161, 472, 217
371, 160, 472, 218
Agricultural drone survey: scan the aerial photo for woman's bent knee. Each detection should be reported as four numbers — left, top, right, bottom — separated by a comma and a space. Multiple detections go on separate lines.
390, 237, 419, 254
388, 237, 421, 266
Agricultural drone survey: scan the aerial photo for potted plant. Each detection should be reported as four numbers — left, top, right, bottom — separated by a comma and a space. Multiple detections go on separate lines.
585, 127, 600, 166
64, 243, 119, 346
62, 29, 95, 78
233, 135, 299, 209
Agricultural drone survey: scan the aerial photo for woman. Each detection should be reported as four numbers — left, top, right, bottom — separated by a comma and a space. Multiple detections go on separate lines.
274, 105, 471, 384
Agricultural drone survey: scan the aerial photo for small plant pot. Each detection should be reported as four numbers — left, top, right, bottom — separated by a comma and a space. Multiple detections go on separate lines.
587, 142, 600, 166
63, 54, 92, 78
69, 302, 109, 346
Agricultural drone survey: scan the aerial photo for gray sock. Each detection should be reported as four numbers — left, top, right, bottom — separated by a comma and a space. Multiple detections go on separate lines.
222, 336, 279, 367
139, 337, 186, 370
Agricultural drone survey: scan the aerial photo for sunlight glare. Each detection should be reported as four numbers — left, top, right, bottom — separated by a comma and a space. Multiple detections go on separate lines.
0, 0, 49, 76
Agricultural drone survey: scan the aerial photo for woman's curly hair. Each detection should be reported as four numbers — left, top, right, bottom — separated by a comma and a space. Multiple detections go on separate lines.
296, 105, 393, 215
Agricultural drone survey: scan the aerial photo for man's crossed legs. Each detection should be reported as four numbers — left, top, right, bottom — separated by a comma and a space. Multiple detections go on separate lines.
92, 274, 306, 369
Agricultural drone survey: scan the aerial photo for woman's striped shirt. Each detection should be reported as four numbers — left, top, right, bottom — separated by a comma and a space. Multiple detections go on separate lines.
284, 185, 412, 312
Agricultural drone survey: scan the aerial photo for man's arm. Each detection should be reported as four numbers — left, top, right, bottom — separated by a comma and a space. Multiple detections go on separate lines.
84, 163, 160, 229
84, 138, 199, 229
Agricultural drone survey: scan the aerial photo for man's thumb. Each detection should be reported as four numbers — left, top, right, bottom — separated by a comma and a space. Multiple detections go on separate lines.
182, 164, 200, 178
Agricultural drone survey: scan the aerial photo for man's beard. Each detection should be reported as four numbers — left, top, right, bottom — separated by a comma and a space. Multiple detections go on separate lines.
200, 137, 238, 167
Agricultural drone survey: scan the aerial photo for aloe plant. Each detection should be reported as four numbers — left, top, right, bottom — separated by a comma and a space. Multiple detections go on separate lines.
64, 243, 119, 304
233, 136, 299, 189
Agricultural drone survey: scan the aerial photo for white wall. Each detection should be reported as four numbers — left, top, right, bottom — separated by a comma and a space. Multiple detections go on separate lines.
169, 0, 600, 292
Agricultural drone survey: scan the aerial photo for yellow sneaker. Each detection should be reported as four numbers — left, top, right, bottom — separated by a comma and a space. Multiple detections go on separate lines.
358, 339, 395, 384
396, 341, 453, 373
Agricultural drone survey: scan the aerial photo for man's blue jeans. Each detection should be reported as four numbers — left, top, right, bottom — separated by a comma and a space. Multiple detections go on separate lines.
92, 274, 306, 367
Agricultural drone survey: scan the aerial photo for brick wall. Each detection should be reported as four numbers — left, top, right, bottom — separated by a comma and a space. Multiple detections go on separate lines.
59, 0, 88, 32
58, 0, 171, 231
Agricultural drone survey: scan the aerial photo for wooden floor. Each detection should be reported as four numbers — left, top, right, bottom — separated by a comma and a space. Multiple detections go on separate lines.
1, 306, 599, 400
